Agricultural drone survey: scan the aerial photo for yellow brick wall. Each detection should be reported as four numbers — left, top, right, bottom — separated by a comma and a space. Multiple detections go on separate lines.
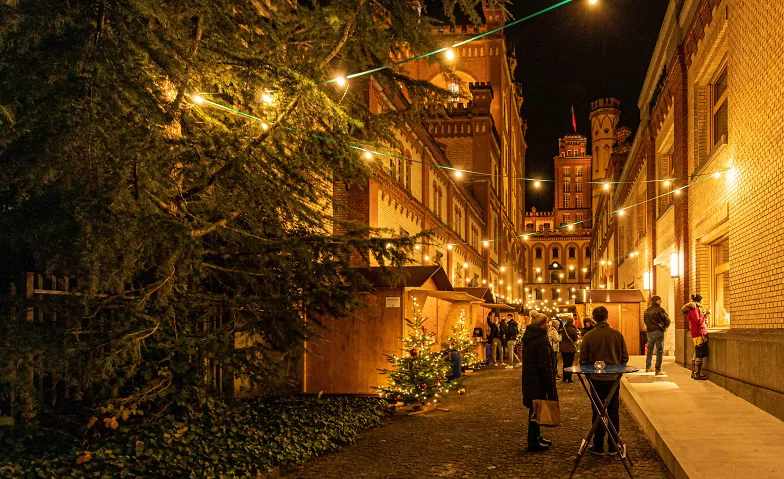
725, 0, 784, 328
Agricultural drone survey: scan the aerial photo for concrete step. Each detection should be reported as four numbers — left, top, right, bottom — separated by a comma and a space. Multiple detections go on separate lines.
621, 356, 784, 478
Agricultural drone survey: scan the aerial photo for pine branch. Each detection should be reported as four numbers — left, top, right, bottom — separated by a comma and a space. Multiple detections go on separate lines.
319, 0, 366, 68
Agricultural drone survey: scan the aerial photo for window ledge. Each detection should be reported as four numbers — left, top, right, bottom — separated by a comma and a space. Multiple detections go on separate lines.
693, 142, 728, 179
707, 326, 730, 334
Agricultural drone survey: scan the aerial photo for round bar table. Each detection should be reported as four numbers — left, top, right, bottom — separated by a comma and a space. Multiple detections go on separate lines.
564, 364, 639, 479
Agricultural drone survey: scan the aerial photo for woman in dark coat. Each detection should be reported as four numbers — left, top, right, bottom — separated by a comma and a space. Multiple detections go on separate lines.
522, 313, 558, 452
559, 318, 580, 383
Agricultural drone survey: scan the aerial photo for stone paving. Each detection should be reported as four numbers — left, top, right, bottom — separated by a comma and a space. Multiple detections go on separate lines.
284, 366, 674, 479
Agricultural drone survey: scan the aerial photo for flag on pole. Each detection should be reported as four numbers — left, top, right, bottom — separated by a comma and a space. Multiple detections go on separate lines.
571, 105, 577, 133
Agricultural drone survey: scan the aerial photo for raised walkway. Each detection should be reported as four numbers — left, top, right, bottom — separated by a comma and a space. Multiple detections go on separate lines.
621, 356, 784, 479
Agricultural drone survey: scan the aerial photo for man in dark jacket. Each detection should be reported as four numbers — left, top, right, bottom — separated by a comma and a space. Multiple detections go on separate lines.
559, 318, 580, 382
579, 306, 628, 455
504, 314, 521, 368
522, 313, 557, 452
644, 295, 671, 375
487, 316, 502, 366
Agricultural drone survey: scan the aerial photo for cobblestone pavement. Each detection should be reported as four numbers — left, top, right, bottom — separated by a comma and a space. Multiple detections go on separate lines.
283, 366, 673, 479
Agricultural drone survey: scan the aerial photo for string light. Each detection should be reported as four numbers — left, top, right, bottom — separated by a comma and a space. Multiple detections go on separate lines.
482, 241, 490, 248
335, 76, 347, 87
603, 183, 610, 190
455, 170, 463, 178
618, 209, 625, 216
192, 95, 205, 104
534, 180, 541, 188
415, 244, 421, 250
664, 179, 671, 187
447, 244, 453, 250
445, 48, 456, 61
568, 224, 575, 230
261, 92, 274, 104
363, 151, 373, 160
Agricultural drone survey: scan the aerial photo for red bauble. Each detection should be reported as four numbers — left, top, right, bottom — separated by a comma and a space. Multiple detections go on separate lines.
420, 383, 427, 390
410, 349, 419, 357
450, 342, 455, 347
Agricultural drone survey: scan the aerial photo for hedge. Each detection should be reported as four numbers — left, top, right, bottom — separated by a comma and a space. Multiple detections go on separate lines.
0, 396, 389, 478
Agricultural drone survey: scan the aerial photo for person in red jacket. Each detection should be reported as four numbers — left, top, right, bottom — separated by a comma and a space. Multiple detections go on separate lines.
682, 293, 710, 380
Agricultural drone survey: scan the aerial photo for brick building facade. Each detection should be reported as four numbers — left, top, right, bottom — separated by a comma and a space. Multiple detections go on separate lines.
344, 5, 527, 298
522, 135, 592, 310
589, 0, 784, 419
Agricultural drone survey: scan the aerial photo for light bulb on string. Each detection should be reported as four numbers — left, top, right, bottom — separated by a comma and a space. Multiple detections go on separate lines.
455, 170, 463, 179
334, 76, 348, 87
483, 241, 490, 248
534, 180, 541, 188
445, 48, 456, 61
447, 244, 454, 250
589, 0, 598, 4
674, 188, 682, 196
522, 234, 529, 240
664, 179, 671, 187
192, 95, 205, 104
363, 150, 373, 160
261, 92, 274, 104
713, 171, 722, 179
603, 182, 610, 191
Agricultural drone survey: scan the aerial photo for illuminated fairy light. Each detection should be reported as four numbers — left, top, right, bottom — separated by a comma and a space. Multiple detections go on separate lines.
192, 94, 205, 104
568, 224, 575, 230
534, 180, 541, 188
424, 255, 430, 261
447, 244, 454, 250
463, 263, 468, 268
455, 170, 463, 178
445, 48, 456, 61
522, 234, 529, 240
261, 92, 274, 104
664, 179, 671, 187
500, 266, 506, 272
589, 0, 598, 4
518, 279, 523, 284
674, 188, 682, 195
363, 150, 373, 160
385, 243, 392, 249
713, 171, 722, 179
414, 244, 421, 250
335, 76, 347, 87
603, 182, 610, 190
618, 209, 625, 216
482, 241, 490, 248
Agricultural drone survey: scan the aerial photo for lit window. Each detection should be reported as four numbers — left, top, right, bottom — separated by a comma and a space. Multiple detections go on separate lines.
576, 166, 583, 177
563, 193, 571, 209
576, 180, 583, 193
711, 238, 730, 327
448, 82, 460, 102
711, 66, 728, 148
564, 167, 571, 177
576, 195, 583, 208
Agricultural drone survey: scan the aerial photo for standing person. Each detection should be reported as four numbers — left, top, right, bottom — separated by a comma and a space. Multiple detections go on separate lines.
579, 306, 629, 455
484, 314, 493, 365
559, 318, 580, 383
644, 295, 671, 375
505, 314, 522, 368
499, 316, 509, 364
682, 294, 710, 380
572, 312, 582, 329
488, 315, 503, 366
581, 317, 595, 337
548, 320, 562, 379
522, 313, 558, 452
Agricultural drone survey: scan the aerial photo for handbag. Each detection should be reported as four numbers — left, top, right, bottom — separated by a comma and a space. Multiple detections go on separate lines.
531, 397, 561, 427
695, 335, 709, 358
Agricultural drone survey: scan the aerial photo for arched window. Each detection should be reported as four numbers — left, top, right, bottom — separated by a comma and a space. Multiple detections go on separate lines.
585, 247, 591, 258
569, 247, 576, 259
552, 247, 559, 259
535, 247, 543, 259
551, 272, 560, 284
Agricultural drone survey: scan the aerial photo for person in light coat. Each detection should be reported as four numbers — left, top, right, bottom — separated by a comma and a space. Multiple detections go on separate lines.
547, 320, 562, 380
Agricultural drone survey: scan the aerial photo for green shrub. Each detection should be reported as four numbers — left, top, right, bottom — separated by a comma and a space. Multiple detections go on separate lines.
0, 396, 389, 478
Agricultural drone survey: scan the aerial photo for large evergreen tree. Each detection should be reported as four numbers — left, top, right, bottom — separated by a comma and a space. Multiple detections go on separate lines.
0, 0, 505, 428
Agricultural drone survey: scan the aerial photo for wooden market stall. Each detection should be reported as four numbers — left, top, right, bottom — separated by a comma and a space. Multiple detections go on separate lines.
303, 266, 482, 394
575, 289, 646, 355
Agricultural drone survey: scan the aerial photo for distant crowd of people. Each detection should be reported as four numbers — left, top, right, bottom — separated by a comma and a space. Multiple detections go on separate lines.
479, 290, 711, 454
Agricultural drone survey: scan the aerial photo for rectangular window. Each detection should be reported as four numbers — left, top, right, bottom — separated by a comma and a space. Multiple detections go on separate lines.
448, 82, 460, 102
563, 167, 571, 177
576, 180, 583, 193
563, 193, 571, 209
658, 146, 675, 215
563, 182, 570, 193
535, 289, 543, 300
576, 195, 583, 208
576, 213, 584, 223
576, 166, 583, 177
568, 270, 576, 280
711, 238, 730, 327
711, 66, 728, 149
563, 214, 571, 224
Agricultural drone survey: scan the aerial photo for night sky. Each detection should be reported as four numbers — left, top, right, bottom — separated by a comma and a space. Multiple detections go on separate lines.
506, 0, 670, 210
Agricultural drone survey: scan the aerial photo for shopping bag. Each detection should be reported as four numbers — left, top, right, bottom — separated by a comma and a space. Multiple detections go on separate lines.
695, 336, 709, 358
531, 399, 561, 427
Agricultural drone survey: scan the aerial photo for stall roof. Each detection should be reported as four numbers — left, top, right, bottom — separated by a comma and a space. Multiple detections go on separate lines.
575, 289, 646, 304
356, 266, 453, 291
455, 287, 495, 303
410, 290, 483, 302
477, 303, 518, 312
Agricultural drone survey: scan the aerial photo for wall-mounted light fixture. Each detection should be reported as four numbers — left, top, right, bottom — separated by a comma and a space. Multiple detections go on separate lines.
670, 252, 679, 278
643, 271, 651, 291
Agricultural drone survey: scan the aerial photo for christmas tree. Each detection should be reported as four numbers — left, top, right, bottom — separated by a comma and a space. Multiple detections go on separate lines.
444, 308, 480, 369
377, 313, 452, 405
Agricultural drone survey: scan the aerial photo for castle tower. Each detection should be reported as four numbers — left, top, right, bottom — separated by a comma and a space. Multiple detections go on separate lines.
553, 135, 593, 229
589, 98, 620, 211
